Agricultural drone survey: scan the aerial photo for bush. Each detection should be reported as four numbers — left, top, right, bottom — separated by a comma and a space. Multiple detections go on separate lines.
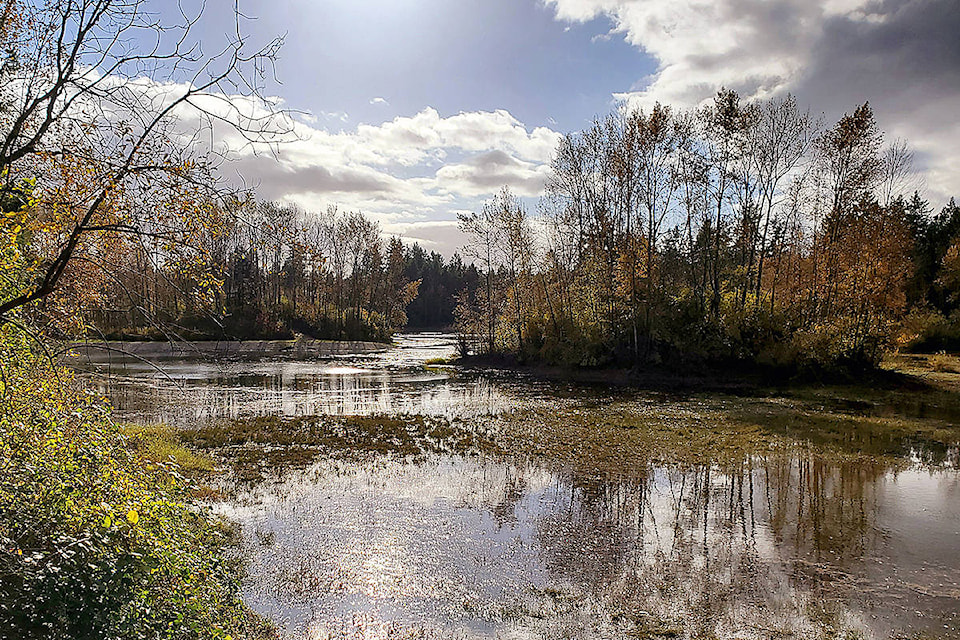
899, 308, 960, 352
0, 330, 271, 640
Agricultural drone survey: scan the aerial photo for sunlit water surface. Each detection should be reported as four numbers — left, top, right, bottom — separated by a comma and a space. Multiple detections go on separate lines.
78, 333, 960, 639
76, 333, 515, 422
219, 455, 960, 639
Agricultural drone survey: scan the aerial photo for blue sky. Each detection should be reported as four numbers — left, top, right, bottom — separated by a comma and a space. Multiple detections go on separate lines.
189, 0, 650, 133
156, 0, 960, 256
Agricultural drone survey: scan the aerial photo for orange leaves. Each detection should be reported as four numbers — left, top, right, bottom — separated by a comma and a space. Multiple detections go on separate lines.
938, 239, 960, 301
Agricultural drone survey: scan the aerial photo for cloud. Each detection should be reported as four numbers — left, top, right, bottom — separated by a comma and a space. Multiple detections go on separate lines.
369, 97, 389, 106
545, 0, 960, 204
353, 108, 561, 167
382, 220, 471, 258
222, 106, 561, 223
184, 100, 563, 232
87, 76, 561, 238
434, 150, 552, 198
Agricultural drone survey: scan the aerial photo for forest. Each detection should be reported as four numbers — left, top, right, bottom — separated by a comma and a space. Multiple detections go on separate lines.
456, 95, 960, 374
76, 199, 478, 343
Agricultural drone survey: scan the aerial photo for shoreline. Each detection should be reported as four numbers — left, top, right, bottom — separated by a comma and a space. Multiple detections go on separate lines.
448, 351, 954, 393
64, 337, 391, 362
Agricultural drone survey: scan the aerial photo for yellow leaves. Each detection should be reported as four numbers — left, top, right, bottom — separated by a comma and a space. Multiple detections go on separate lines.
126, 509, 139, 525
102, 515, 112, 528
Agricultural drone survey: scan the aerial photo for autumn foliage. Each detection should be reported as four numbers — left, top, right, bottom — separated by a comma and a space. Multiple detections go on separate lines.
458, 96, 959, 373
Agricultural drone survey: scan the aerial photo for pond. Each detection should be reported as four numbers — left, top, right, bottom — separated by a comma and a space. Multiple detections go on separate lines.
79, 333, 960, 639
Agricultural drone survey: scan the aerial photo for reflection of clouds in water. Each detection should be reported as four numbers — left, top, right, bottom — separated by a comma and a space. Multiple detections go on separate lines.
216, 453, 960, 640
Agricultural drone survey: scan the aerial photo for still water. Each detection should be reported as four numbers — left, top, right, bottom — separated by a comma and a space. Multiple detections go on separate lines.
78, 333, 514, 422
81, 333, 960, 639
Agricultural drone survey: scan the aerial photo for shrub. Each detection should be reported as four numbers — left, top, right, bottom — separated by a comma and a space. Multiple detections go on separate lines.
899, 308, 960, 352
0, 330, 271, 640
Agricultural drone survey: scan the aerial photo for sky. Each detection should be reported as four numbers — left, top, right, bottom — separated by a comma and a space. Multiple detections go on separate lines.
165, 0, 960, 257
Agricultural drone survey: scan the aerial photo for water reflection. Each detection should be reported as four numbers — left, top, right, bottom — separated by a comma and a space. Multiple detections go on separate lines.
75, 333, 513, 423
220, 452, 960, 640
75, 332, 960, 637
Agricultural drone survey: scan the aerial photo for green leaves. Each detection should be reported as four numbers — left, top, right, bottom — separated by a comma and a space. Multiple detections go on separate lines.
0, 328, 270, 639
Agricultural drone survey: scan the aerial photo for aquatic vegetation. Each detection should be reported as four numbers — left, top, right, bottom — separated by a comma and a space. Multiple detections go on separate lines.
63, 334, 960, 639
122, 423, 219, 477
181, 413, 506, 482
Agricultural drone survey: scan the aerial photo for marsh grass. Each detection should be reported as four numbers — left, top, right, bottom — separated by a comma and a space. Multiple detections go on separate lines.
180, 414, 506, 482
161, 351, 960, 490
122, 423, 218, 475
487, 375, 960, 481
176, 359, 960, 487
930, 352, 960, 373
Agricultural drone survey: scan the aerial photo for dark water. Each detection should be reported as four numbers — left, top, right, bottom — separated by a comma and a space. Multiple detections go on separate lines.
81, 333, 960, 639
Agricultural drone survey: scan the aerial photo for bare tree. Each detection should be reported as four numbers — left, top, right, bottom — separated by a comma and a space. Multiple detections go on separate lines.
879, 138, 916, 207
0, 0, 287, 326
459, 202, 502, 354
749, 94, 818, 302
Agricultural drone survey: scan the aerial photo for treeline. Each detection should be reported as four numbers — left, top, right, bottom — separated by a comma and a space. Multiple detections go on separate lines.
82, 200, 481, 342
83, 201, 413, 342
403, 244, 481, 329
457, 94, 960, 373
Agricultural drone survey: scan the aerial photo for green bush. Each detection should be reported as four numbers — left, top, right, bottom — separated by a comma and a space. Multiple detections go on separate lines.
0, 330, 271, 640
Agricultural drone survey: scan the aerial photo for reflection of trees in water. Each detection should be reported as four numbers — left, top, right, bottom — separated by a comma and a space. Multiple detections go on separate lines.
88, 366, 513, 423
533, 452, 892, 638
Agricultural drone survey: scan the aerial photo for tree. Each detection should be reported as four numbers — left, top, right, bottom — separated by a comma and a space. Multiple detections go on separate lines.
0, 0, 285, 329
490, 187, 533, 349
459, 201, 502, 353
700, 89, 749, 314
748, 94, 817, 303
817, 102, 884, 234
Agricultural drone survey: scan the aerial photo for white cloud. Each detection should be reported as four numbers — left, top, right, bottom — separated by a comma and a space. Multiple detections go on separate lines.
369, 97, 389, 106
178, 99, 564, 238
434, 150, 552, 198
352, 108, 561, 167
382, 220, 470, 257
544, 0, 873, 109
544, 0, 960, 204
225, 106, 561, 221
76, 75, 561, 247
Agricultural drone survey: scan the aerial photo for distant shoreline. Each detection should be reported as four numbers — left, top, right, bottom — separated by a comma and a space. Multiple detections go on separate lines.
449, 351, 951, 392
64, 338, 390, 362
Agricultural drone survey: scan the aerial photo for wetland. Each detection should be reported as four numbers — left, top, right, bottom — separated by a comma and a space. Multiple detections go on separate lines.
75, 334, 960, 640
